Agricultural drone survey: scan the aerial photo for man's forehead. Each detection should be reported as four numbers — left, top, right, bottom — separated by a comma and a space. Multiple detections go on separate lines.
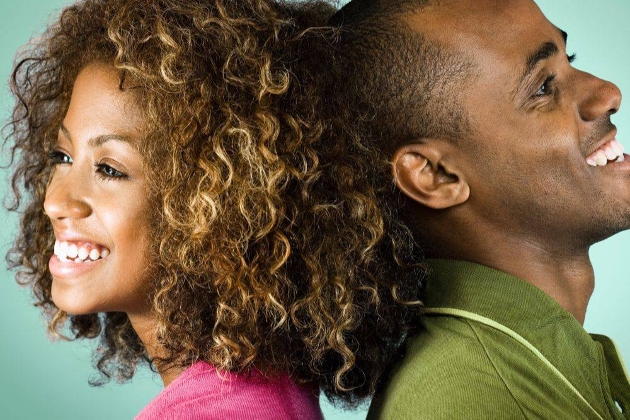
402, 0, 563, 89
402, 0, 553, 53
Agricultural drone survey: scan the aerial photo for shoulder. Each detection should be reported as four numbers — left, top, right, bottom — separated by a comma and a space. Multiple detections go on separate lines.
367, 316, 525, 420
136, 363, 323, 420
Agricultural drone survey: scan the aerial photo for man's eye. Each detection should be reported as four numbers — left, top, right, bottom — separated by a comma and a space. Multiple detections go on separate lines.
95, 163, 127, 179
535, 75, 556, 97
47, 150, 72, 165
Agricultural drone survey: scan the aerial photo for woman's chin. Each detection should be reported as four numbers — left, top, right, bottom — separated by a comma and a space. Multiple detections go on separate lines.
51, 284, 98, 316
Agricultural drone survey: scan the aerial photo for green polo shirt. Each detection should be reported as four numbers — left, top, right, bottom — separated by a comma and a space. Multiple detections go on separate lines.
368, 260, 629, 419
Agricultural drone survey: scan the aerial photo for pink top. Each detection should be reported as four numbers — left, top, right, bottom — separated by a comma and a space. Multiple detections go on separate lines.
135, 362, 323, 420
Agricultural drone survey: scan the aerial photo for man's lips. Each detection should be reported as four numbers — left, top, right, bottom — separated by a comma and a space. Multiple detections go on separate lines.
586, 138, 625, 167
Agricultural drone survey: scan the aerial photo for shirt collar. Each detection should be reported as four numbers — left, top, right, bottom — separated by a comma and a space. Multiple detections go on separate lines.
422, 259, 579, 335
422, 258, 621, 414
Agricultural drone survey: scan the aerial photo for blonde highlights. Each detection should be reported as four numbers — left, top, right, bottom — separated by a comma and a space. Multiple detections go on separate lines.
5, 0, 425, 405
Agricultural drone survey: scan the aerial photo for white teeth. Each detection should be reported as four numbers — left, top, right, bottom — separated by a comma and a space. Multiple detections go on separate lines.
67, 244, 78, 258
587, 138, 626, 167
595, 151, 608, 166
611, 140, 624, 155
53, 240, 110, 263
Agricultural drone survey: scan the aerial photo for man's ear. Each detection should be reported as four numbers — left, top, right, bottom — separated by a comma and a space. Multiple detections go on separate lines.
392, 142, 470, 210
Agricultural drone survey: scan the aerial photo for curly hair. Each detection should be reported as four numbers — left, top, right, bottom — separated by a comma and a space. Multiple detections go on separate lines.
5, 0, 425, 406
283, 10, 431, 403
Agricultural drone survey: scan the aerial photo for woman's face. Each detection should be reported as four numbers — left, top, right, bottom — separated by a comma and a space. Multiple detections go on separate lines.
44, 63, 152, 317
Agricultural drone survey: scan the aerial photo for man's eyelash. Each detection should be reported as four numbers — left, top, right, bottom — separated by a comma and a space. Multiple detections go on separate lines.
534, 74, 557, 97
532, 53, 575, 98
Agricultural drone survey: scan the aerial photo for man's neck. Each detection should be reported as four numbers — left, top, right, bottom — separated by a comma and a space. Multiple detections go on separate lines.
428, 232, 595, 324
467, 249, 594, 325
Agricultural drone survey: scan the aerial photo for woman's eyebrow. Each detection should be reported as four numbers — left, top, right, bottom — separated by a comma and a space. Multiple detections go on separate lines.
59, 121, 133, 147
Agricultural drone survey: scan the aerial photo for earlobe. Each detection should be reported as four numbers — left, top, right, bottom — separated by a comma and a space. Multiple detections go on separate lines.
392, 142, 470, 210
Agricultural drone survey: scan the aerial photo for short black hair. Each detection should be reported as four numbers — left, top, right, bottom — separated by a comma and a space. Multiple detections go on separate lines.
327, 0, 474, 153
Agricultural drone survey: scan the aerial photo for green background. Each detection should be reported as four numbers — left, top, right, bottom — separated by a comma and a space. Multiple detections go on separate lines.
1, 1, 628, 419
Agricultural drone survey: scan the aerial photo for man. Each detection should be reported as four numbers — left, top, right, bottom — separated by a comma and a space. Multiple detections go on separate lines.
318, 0, 630, 417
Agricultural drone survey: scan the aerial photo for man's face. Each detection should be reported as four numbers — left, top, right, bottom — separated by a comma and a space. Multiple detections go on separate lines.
407, 0, 627, 249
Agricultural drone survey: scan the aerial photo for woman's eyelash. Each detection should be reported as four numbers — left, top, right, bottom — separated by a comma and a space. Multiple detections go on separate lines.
47, 150, 72, 165
567, 53, 577, 63
94, 162, 128, 180
47, 151, 128, 180
48, 150, 129, 180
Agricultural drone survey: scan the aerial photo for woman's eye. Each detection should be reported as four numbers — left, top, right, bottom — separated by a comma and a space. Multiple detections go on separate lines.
47, 150, 72, 165
95, 162, 128, 179
535, 75, 556, 97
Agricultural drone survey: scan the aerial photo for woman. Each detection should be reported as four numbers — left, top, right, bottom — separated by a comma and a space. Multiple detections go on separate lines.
5, 0, 424, 417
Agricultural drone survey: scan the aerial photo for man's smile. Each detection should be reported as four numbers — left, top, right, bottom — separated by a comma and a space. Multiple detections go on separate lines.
586, 138, 625, 166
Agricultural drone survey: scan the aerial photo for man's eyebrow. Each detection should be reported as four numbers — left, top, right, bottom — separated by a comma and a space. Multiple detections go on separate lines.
516, 27, 568, 92
519, 42, 559, 87
59, 122, 133, 147
560, 28, 568, 46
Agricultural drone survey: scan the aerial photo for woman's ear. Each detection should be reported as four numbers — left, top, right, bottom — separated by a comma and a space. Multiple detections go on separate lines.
392, 142, 470, 210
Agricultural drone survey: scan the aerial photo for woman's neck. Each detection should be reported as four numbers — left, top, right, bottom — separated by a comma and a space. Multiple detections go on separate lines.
128, 313, 185, 387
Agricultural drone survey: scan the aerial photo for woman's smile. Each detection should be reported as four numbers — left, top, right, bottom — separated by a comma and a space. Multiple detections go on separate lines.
48, 237, 110, 280
44, 63, 152, 316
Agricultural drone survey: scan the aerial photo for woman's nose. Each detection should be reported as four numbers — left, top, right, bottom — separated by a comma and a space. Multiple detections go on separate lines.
43, 171, 92, 220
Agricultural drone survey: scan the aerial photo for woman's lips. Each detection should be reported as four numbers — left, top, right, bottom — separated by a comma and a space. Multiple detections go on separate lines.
48, 253, 106, 280
53, 240, 110, 262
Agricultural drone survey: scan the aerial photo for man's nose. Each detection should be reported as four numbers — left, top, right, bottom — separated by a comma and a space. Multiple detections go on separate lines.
44, 171, 92, 220
579, 73, 622, 122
